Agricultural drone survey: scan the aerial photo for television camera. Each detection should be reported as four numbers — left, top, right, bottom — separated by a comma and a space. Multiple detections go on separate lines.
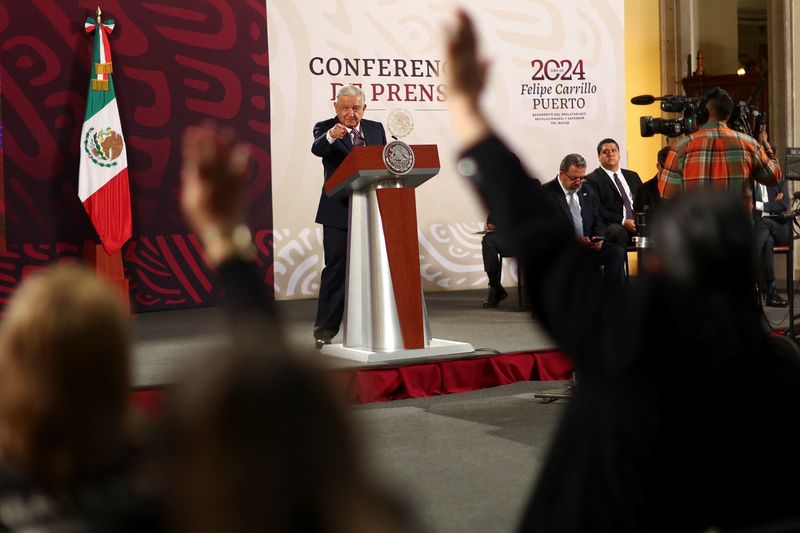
633, 79, 768, 139
633, 94, 701, 137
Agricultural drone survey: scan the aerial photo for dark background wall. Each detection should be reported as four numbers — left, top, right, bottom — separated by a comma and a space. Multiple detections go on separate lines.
0, 0, 272, 311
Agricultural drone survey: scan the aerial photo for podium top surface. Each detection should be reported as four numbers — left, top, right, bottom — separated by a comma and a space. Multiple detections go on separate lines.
324, 144, 440, 197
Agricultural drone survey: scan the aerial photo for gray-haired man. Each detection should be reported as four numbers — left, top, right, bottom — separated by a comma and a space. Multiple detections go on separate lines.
311, 85, 387, 348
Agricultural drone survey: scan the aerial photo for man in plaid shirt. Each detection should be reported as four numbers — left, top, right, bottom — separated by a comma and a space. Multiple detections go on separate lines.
658, 87, 781, 202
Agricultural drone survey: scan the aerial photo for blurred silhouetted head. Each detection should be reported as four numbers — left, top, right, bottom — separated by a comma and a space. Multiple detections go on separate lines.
164, 343, 412, 533
0, 265, 131, 489
649, 191, 756, 295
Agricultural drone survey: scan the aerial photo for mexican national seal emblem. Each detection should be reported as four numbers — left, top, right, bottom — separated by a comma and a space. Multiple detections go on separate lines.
382, 140, 415, 176
387, 108, 414, 139
83, 126, 124, 167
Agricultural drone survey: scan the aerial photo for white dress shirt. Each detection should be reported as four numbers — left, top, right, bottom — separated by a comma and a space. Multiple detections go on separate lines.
755, 182, 768, 215
557, 177, 584, 236
600, 166, 633, 223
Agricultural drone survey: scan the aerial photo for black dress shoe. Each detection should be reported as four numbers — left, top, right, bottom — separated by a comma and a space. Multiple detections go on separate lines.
314, 327, 337, 349
482, 285, 508, 308
766, 292, 789, 307
315, 338, 331, 350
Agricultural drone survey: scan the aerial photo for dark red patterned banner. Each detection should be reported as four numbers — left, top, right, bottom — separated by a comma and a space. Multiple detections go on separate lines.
0, 0, 271, 311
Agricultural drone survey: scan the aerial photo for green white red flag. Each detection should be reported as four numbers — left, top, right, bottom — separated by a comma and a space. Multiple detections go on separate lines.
78, 10, 131, 255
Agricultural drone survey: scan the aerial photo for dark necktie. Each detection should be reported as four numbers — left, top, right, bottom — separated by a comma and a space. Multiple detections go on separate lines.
613, 172, 633, 219
352, 128, 365, 147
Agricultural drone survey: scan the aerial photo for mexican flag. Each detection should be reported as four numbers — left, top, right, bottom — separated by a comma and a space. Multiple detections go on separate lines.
78, 11, 131, 255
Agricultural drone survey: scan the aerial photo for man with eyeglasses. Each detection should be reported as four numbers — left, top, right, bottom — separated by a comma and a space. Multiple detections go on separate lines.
311, 85, 387, 349
541, 153, 626, 285
584, 138, 643, 248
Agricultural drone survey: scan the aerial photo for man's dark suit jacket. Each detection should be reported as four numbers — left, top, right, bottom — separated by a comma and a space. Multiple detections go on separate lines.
459, 135, 800, 532
311, 117, 387, 229
758, 179, 790, 215
633, 176, 661, 215
755, 180, 791, 261
542, 180, 606, 238
584, 166, 642, 226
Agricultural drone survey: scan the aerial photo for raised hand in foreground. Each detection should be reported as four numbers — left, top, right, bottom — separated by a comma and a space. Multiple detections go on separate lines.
181, 124, 252, 265
444, 9, 491, 148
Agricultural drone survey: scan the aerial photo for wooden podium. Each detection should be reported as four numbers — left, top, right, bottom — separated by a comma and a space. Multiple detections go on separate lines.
320, 144, 474, 362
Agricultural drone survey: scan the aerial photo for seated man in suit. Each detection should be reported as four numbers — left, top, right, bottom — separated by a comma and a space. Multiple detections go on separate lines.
633, 145, 669, 216
480, 212, 510, 308
585, 138, 642, 248
543, 153, 626, 285
755, 179, 792, 307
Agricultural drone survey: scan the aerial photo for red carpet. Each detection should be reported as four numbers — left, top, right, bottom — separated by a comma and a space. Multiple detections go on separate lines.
130, 350, 573, 414
330, 350, 573, 404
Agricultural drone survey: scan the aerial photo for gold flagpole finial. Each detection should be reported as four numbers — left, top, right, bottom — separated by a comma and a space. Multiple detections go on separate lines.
96, 6, 102, 23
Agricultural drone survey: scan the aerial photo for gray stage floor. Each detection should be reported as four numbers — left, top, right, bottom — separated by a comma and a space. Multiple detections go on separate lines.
131, 289, 557, 387
131, 285, 796, 387
353, 380, 569, 533
131, 286, 797, 533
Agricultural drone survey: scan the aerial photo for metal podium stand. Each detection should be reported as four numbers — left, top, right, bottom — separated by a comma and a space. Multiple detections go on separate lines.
320, 144, 474, 363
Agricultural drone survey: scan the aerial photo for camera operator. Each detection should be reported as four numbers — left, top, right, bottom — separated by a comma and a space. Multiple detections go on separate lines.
658, 86, 782, 202
755, 179, 791, 307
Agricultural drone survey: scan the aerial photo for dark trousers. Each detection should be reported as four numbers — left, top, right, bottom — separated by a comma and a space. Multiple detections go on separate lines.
605, 222, 632, 248
482, 231, 506, 273
594, 241, 626, 286
315, 225, 348, 335
755, 217, 791, 289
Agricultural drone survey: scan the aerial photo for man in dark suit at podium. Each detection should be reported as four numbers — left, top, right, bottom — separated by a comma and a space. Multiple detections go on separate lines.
584, 138, 642, 247
311, 85, 387, 348
543, 153, 626, 285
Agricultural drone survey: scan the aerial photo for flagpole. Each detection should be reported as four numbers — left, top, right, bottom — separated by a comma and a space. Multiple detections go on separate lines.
82, 6, 130, 313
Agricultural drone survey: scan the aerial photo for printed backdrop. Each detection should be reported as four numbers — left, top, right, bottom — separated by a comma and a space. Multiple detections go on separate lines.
0, 1, 625, 308
267, 0, 626, 300
0, 0, 271, 311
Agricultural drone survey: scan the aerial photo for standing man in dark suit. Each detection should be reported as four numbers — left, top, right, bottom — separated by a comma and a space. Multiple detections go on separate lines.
311, 85, 387, 348
755, 179, 791, 307
584, 138, 642, 247
542, 153, 626, 285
